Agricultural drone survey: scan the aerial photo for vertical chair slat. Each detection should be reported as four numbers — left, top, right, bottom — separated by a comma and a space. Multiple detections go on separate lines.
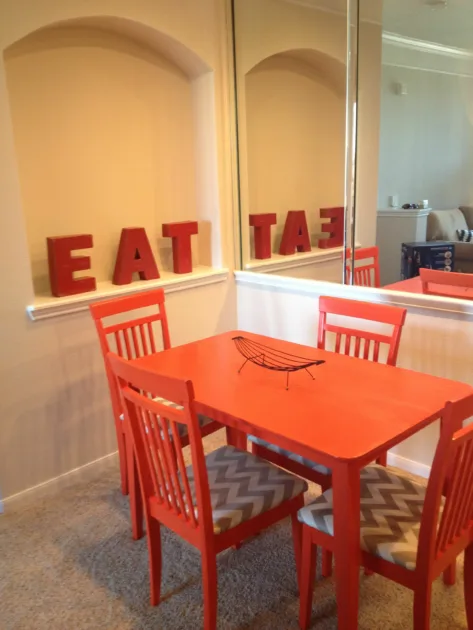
140, 324, 149, 355
354, 337, 361, 358
131, 327, 140, 359
335, 333, 342, 354
140, 408, 166, 503
344, 335, 351, 356
114, 331, 123, 357
148, 322, 156, 353
437, 443, 465, 553
455, 442, 473, 538
123, 328, 133, 359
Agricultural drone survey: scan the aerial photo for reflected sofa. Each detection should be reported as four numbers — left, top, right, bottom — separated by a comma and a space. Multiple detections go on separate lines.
427, 206, 473, 273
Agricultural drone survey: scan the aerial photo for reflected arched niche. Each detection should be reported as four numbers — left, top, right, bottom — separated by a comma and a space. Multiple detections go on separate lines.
3, 18, 220, 295
245, 48, 346, 260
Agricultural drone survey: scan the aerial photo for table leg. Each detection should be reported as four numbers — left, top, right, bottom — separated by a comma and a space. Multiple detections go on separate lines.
226, 426, 247, 450
332, 463, 361, 630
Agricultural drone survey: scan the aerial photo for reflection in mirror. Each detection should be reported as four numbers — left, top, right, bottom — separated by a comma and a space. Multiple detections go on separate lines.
356, 0, 473, 300
232, 0, 350, 283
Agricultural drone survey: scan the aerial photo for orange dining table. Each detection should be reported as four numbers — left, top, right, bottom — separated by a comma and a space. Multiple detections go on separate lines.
384, 276, 473, 299
131, 330, 473, 629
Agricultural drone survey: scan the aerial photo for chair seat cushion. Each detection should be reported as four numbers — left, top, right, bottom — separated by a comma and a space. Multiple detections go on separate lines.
187, 445, 308, 534
298, 464, 444, 571
120, 397, 213, 438
248, 435, 331, 476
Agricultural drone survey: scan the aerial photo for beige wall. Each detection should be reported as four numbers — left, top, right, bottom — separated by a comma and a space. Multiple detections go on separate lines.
377, 64, 473, 210
5, 26, 203, 293
0, 0, 237, 500
246, 54, 345, 252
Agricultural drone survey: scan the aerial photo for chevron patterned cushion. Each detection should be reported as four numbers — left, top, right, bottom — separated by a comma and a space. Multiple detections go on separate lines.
248, 435, 331, 476
186, 445, 308, 534
298, 464, 444, 571
119, 398, 213, 438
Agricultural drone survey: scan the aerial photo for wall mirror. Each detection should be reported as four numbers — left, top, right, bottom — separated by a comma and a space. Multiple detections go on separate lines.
234, 0, 473, 303
231, 0, 357, 285
355, 0, 473, 298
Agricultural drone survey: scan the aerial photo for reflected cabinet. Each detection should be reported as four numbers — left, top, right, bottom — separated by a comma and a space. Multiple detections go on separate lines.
232, 0, 473, 297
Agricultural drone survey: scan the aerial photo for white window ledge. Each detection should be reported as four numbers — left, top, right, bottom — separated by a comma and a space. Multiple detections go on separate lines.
27, 266, 229, 321
245, 245, 354, 273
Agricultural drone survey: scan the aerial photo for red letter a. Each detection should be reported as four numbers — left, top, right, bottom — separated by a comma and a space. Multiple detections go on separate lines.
279, 210, 311, 255
112, 228, 160, 285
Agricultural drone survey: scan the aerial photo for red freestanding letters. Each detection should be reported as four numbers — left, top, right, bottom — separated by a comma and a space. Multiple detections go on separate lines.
112, 227, 160, 285
47, 234, 96, 297
279, 210, 311, 255
319, 206, 344, 249
162, 221, 198, 274
249, 213, 277, 259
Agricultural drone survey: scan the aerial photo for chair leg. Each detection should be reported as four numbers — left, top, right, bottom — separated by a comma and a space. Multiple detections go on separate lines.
226, 426, 246, 450
321, 549, 333, 578
413, 584, 432, 630
127, 442, 144, 540
376, 451, 387, 467
320, 479, 333, 578
443, 561, 456, 586
117, 427, 128, 495
202, 548, 218, 630
465, 543, 473, 628
299, 528, 317, 630
291, 513, 303, 585
147, 517, 162, 606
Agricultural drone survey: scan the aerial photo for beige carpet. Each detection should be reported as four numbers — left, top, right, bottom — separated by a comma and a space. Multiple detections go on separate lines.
0, 430, 468, 630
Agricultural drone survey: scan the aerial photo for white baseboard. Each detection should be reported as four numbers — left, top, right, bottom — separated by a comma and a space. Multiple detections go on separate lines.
3, 451, 119, 510
387, 452, 431, 479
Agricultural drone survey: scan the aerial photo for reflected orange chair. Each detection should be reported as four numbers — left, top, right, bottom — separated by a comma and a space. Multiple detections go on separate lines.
249, 296, 407, 575
298, 393, 473, 630
420, 268, 473, 299
90, 289, 224, 540
345, 246, 380, 288
108, 353, 307, 630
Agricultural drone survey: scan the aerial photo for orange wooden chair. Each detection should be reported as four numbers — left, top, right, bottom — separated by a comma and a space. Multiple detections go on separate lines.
90, 289, 224, 540
298, 393, 473, 630
108, 353, 307, 630
420, 267, 473, 299
345, 246, 381, 288
249, 296, 406, 574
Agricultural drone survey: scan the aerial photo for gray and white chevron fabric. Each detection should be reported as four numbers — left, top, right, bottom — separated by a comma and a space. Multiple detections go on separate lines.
248, 435, 331, 476
298, 464, 444, 571
186, 445, 308, 534
120, 396, 213, 438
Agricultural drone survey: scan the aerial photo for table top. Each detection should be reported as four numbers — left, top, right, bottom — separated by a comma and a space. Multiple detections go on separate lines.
384, 276, 473, 299
132, 331, 472, 466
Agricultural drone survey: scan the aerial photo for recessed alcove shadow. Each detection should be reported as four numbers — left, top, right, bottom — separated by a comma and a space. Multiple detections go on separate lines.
244, 48, 346, 264
3, 17, 221, 297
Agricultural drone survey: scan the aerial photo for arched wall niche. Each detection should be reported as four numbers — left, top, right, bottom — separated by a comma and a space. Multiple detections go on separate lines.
244, 48, 346, 265
2, 15, 222, 296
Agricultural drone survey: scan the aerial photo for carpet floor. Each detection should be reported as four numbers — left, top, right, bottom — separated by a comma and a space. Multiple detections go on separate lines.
0, 430, 469, 630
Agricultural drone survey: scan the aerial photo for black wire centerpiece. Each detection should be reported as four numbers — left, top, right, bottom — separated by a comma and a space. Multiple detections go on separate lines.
232, 336, 325, 390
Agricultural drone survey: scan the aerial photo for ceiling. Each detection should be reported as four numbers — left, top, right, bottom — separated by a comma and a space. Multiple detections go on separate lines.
284, 0, 473, 50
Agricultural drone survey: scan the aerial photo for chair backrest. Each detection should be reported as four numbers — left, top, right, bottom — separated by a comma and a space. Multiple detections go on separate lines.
420, 268, 473, 298
417, 394, 473, 573
108, 353, 213, 538
345, 246, 380, 288
90, 289, 171, 420
317, 296, 407, 366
